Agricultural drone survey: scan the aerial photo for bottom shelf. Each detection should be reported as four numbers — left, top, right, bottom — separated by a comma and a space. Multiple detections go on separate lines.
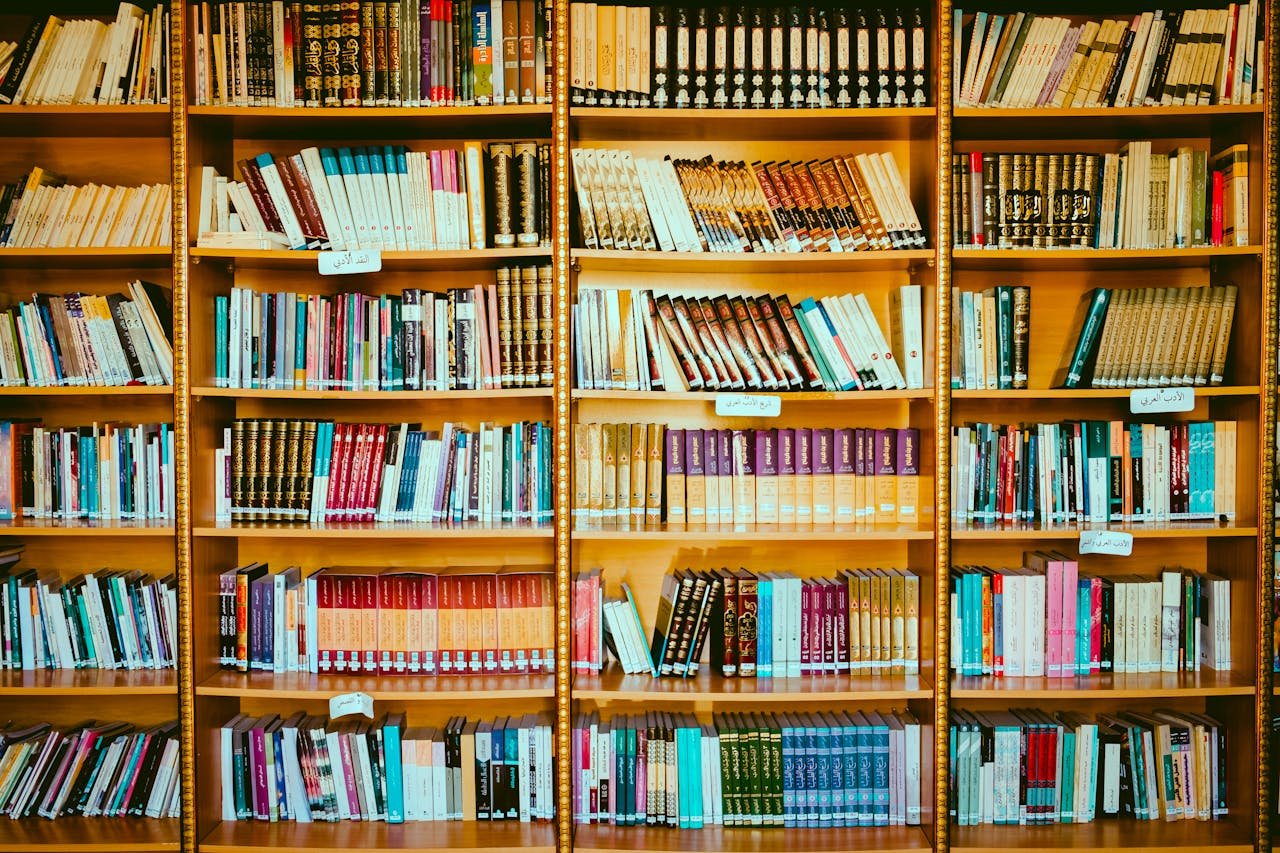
572, 824, 933, 853
198, 821, 556, 853
0, 817, 179, 851
950, 818, 1253, 853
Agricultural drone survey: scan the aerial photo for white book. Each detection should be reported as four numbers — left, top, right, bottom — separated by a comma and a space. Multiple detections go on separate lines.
893, 284, 925, 389
1115, 13, 1153, 107
1023, 571, 1045, 676
1132, 14, 1166, 107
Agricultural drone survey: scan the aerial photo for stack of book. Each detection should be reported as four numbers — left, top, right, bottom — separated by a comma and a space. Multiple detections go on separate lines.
574, 285, 925, 392
218, 563, 555, 674
949, 708, 1227, 824
952, 143, 1250, 249
1059, 284, 1237, 389
218, 712, 556, 823
573, 566, 921, 678
0, 421, 175, 522
0, 282, 173, 388
0, 719, 181, 821
0, 4, 170, 106
951, 561, 1232, 678
214, 269, 552, 391
215, 419, 553, 526
570, 5, 931, 109
573, 710, 923, 827
950, 285, 1031, 390
196, 142, 550, 251
954, 5, 1266, 109
572, 149, 926, 253
950, 419, 1238, 527
189, 0, 553, 108
0, 169, 172, 249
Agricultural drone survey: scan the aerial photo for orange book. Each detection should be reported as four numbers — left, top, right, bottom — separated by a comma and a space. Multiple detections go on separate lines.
376, 574, 397, 674
811, 428, 835, 524
464, 574, 484, 673
359, 574, 378, 674
777, 429, 797, 524
420, 572, 439, 674
630, 423, 647, 522
511, 570, 531, 672
645, 424, 664, 523
481, 573, 499, 672
895, 428, 920, 525
794, 429, 814, 524
404, 572, 424, 674
540, 572, 555, 671
496, 572, 516, 671
437, 573, 456, 673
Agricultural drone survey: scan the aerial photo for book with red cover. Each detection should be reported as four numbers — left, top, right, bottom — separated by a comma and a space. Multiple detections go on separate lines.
735, 569, 758, 677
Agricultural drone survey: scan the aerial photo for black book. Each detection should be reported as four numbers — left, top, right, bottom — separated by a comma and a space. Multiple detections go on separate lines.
873, 8, 892, 106
766, 6, 786, 107
0, 16, 52, 104
692, 6, 710, 108
105, 294, 147, 383
673, 6, 692, 107
730, 6, 748, 107
785, 6, 804, 106
1146, 10, 1180, 105
1101, 24, 1136, 108
748, 6, 767, 107
803, 6, 822, 107
909, 7, 928, 106
652, 5, 671, 108
712, 6, 730, 107
853, 8, 873, 107
891, 9, 909, 106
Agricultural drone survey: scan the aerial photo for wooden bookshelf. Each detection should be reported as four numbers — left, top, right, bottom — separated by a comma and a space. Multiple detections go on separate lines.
197, 821, 556, 853
573, 825, 934, 853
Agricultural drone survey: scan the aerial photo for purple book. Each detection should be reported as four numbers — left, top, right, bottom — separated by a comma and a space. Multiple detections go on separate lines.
665, 428, 685, 522
874, 428, 897, 522
250, 720, 270, 820
795, 427, 813, 521
685, 428, 705, 522
431, 423, 458, 522
812, 428, 834, 522
835, 428, 855, 522
778, 428, 796, 522
756, 429, 778, 522
703, 429, 719, 522
897, 427, 920, 524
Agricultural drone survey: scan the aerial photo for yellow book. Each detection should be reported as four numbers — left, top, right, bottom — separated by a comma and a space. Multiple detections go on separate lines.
904, 571, 920, 674
877, 570, 892, 665
601, 423, 617, 517
867, 571, 882, 667
587, 422, 604, 518
896, 428, 920, 525
646, 423, 664, 523
811, 428, 835, 524
615, 420, 631, 519
833, 428, 855, 523
755, 429, 779, 524
890, 569, 906, 674
843, 570, 861, 670
777, 428, 797, 524
597, 5, 616, 97
731, 430, 755, 525
794, 428, 814, 524
629, 423, 647, 521
873, 429, 898, 525
858, 572, 873, 665
573, 423, 590, 519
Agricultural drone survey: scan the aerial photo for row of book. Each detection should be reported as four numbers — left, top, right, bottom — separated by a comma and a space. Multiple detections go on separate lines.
0, 421, 175, 522
2, 551, 178, 672
573, 566, 922, 678
217, 563, 554, 674
196, 142, 549, 251
574, 285, 925, 392
0, 282, 173, 389
219, 712, 555, 823
0, 170, 172, 249
1061, 284, 1237, 389
955, 4, 1266, 110
572, 149, 925, 253
215, 419, 553, 525
212, 271, 552, 392
189, 0, 553, 108
950, 420, 1238, 527
950, 285, 1030, 390
573, 710, 923, 827
570, 5, 931, 109
0, 5, 170, 106
949, 708, 1227, 824
0, 720, 180, 821
951, 561, 1232, 679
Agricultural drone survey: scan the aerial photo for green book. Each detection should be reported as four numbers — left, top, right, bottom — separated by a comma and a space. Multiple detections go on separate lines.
1190, 149, 1207, 246
996, 285, 1013, 389
1059, 288, 1112, 388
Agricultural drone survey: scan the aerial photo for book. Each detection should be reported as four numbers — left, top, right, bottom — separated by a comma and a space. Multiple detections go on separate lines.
950, 285, 1030, 390
0, 171, 172, 248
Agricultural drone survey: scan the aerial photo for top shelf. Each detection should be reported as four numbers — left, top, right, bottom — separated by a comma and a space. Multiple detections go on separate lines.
0, 104, 171, 138
186, 104, 552, 139
953, 103, 1264, 140
570, 106, 935, 141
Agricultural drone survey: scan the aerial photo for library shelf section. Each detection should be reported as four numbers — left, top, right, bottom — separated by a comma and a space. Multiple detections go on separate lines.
948, 524, 1258, 540
571, 389, 934, 402
0, 385, 174, 397
570, 523, 934, 541
185, 104, 552, 136
570, 249, 935, 274
948, 818, 1253, 853
0, 520, 176, 536
197, 821, 556, 853
950, 669, 1255, 700
0, 817, 179, 852
949, 246, 1264, 271
192, 387, 552, 401
196, 671, 555, 701
571, 824, 933, 853
950, 386, 1260, 400
188, 247, 550, 271
570, 106, 936, 141
0, 247, 172, 268
0, 668, 177, 696
191, 523, 554, 539
0, 104, 172, 137
950, 103, 1264, 138
574, 668, 932, 703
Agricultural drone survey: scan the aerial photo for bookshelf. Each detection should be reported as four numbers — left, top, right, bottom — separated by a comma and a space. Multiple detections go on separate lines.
0, 0, 1272, 851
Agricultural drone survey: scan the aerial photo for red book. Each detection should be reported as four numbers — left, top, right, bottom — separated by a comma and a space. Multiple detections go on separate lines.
361, 574, 378, 673
1211, 170, 1225, 246
362, 423, 389, 521
536, 572, 553, 672
324, 423, 351, 521
833, 580, 849, 673
496, 573, 515, 671
481, 573, 499, 672
339, 423, 366, 522
512, 572, 531, 672
420, 573, 438, 674
1001, 428, 1016, 523
378, 574, 395, 673
799, 579, 811, 675
735, 569, 758, 677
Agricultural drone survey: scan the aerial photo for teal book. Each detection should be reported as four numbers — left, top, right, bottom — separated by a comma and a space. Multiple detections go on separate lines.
1060, 288, 1111, 388
789, 304, 839, 390
215, 295, 229, 386
996, 285, 1013, 388
1060, 728, 1076, 823
383, 714, 405, 823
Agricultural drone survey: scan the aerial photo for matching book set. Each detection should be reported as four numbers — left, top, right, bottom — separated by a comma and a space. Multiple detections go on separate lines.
0, 167, 172, 250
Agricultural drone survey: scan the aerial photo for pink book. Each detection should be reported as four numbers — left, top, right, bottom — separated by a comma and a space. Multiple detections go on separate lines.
336, 727, 363, 820
1060, 555, 1078, 678
250, 722, 270, 820
1041, 555, 1063, 678
822, 578, 836, 674
810, 579, 824, 673
992, 572, 1004, 677
799, 579, 811, 675
1090, 576, 1103, 672
834, 580, 849, 673
635, 722, 647, 819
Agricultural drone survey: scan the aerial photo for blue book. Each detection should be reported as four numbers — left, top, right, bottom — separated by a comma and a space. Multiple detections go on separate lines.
274, 292, 287, 388
214, 296, 228, 385
814, 714, 832, 826
797, 297, 855, 390
271, 727, 288, 819
686, 720, 703, 827
293, 296, 306, 388
852, 711, 872, 826
965, 572, 982, 676
838, 713, 857, 827
948, 723, 958, 822
825, 712, 845, 828
1078, 580, 1092, 675
36, 302, 65, 384
504, 724, 518, 818
1025, 432, 1039, 521
757, 576, 772, 678
615, 722, 629, 826
867, 711, 890, 826
382, 714, 405, 822
780, 715, 796, 827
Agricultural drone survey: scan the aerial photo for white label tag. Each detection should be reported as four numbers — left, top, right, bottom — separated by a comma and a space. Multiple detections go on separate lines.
714, 394, 782, 417
1079, 529, 1134, 556
1129, 387, 1195, 414
318, 249, 382, 275
328, 691, 375, 719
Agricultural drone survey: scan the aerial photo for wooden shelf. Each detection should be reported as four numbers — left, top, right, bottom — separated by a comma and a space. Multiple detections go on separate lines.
0, 519, 175, 536
952, 385, 1259, 400
950, 246, 1262, 271
950, 818, 1253, 853
575, 667, 932, 703
193, 521, 553, 539
953, 102, 1264, 139
0, 817, 179, 852
187, 103, 552, 137
193, 386, 551, 401
0, 104, 172, 137
571, 106, 935, 141
197, 670, 555, 700
951, 669, 1254, 700
950, 523, 1256, 540
0, 385, 173, 397
573, 824, 934, 853
571, 248, 934, 274
0, 248, 171, 269
198, 820, 556, 853
573, 522, 933, 541
573, 389, 934, 402
0, 668, 176, 696
190, 247, 549, 270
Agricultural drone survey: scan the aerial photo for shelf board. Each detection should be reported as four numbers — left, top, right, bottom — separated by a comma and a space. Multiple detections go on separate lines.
0, 668, 176, 696
0, 385, 173, 397
0, 817, 179, 852
0, 519, 175, 536
198, 819, 555, 853
951, 385, 1259, 400
187, 103, 552, 137
572, 522, 932, 541
0, 104, 172, 138
954, 103, 1263, 140
950, 522, 1256, 540
193, 386, 551, 401
573, 389, 933, 402
950, 817, 1252, 853
197, 670, 555, 700
193, 521, 553, 539
951, 246, 1262, 271
571, 248, 934, 273
0, 248, 171, 269
951, 668, 1254, 700
573, 824, 933, 853
575, 667, 932, 703
571, 106, 935, 141
191, 247, 549, 270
